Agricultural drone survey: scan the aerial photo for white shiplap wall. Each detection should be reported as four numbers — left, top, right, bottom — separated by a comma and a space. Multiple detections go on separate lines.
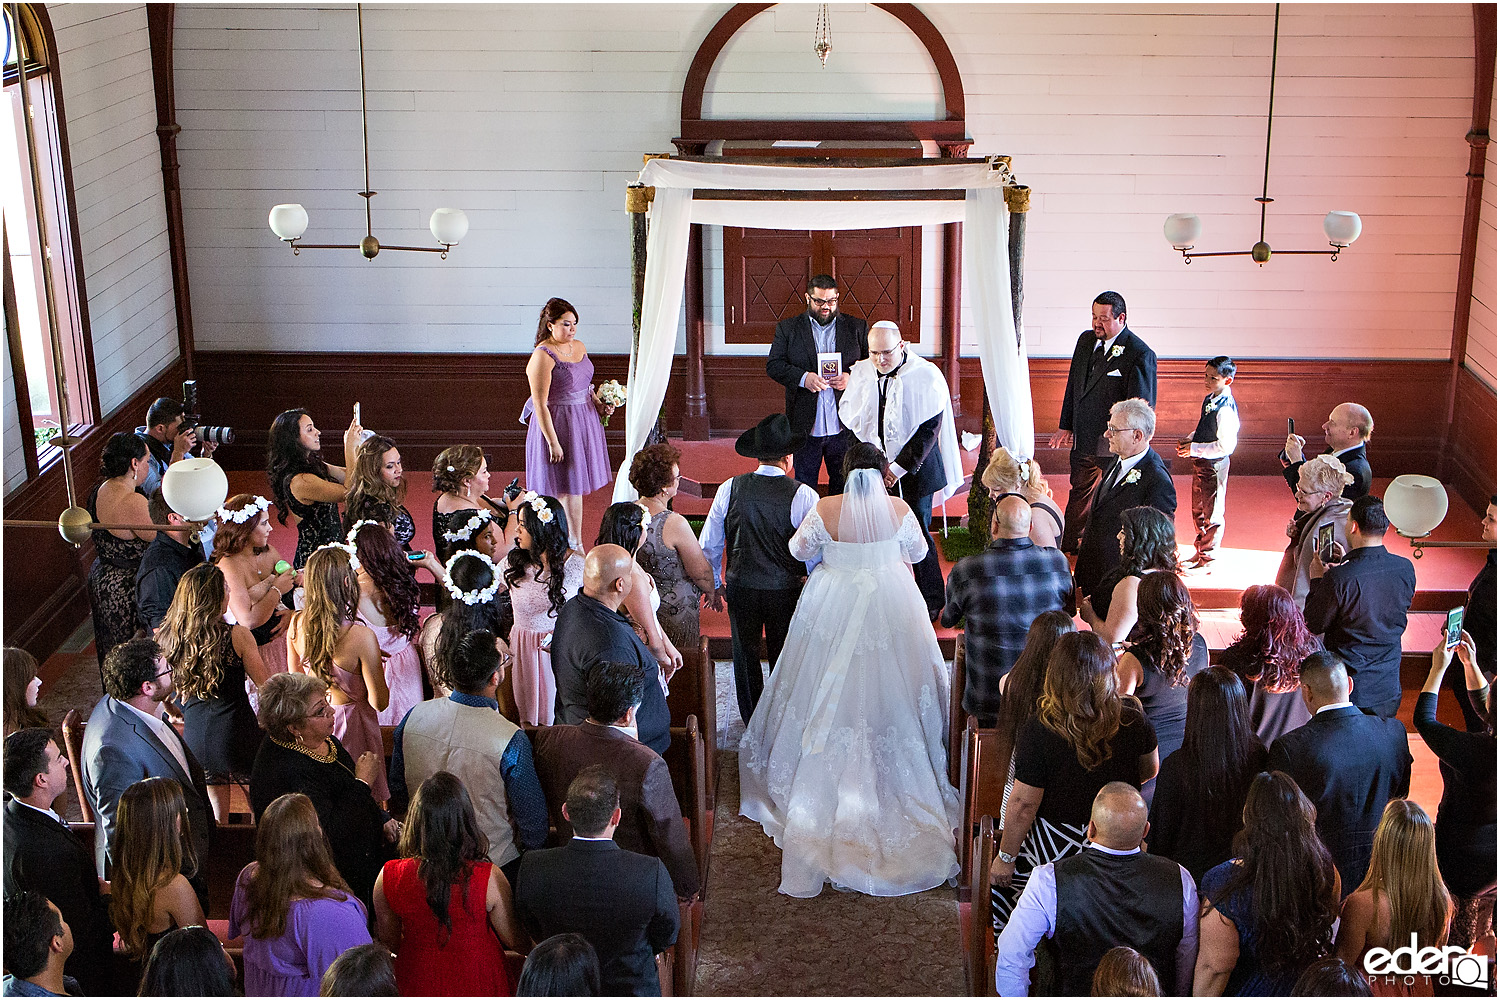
47, 3, 178, 415
170, 3, 1480, 361
1464, 86, 1496, 389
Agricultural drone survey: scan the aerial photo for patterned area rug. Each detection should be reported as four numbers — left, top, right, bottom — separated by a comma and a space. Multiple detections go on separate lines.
695, 750, 965, 997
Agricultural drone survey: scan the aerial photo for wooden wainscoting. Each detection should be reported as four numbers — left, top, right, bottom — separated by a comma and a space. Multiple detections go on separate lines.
1447, 367, 1498, 509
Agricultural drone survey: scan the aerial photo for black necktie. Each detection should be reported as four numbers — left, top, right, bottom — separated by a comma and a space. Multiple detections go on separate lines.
1088, 340, 1105, 379
878, 375, 894, 448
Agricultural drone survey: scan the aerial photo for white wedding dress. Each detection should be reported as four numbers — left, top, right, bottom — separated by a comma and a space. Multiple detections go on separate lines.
739, 469, 961, 898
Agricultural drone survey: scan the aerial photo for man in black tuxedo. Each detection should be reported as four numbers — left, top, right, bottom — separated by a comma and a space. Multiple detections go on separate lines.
1280, 402, 1373, 500
1073, 398, 1177, 599
516, 766, 679, 997
1050, 291, 1158, 553
3, 728, 114, 994
1267, 652, 1412, 897
765, 274, 868, 494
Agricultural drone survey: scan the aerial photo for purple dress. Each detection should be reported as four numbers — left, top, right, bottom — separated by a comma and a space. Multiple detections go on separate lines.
520, 346, 612, 497
229, 863, 373, 997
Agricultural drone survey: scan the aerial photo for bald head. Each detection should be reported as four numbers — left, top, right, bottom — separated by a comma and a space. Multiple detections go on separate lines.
868, 322, 905, 374
992, 495, 1032, 539
583, 543, 635, 608
1298, 650, 1353, 710
1088, 782, 1149, 850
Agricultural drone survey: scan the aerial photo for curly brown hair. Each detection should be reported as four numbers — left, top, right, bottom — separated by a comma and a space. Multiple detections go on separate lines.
159, 564, 239, 701
1127, 571, 1199, 689
211, 494, 271, 560
1036, 631, 1123, 770
432, 445, 484, 497
629, 443, 682, 499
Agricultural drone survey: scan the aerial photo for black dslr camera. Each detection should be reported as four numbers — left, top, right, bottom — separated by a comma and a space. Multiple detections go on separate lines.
180, 380, 235, 446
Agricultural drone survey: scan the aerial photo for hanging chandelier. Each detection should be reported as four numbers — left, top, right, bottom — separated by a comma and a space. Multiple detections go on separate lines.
267, 5, 468, 259
813, 4, 832, 67
1162, 4, 1361, 266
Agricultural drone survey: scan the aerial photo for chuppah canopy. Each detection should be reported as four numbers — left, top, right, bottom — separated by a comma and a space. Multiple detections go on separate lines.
613, 157, 1033, 502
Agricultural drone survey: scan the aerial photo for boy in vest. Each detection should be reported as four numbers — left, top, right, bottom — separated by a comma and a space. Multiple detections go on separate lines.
699, 414, 820, 723
1177, 356, 1239, 570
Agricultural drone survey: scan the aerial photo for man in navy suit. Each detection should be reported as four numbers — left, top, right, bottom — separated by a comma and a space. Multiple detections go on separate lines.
516, 766, 679, 997
1267, 652, 1412, 896
79, 637, 212, 903
1050, 291, 1158, 553
765, 274, 868, 494
1073, 398, 1177, 599
1281, 402, 1373, 500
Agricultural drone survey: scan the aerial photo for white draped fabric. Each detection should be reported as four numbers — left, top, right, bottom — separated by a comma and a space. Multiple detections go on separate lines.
612, 159, 1032, 501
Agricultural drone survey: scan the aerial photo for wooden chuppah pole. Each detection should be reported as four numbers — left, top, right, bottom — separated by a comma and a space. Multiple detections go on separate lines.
625, 182, 667, 447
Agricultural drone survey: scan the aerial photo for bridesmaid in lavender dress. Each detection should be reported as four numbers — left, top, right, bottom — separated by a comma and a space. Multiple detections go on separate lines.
522, 297, 615, 549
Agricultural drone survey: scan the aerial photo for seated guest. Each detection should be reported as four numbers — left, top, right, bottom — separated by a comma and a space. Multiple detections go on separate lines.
1304, 495, 1416, 718
1080, 505, 1178, 646
289, 544, 389, 803
1148, 668, 1267, 883
373, 771, 527, 997
1275, 455, 1353, 609
419, 552, 514, 703
1291, 958, 1374, 997
136, 925, 238, 997
597, 502, 684, 678
629, 442, 718, 653
990, 632, 1159, 937
230, 792, 373, 997
516, 933, 601, 998
268, 407, 360, 570
4, 646, 47, 736
1334, 800, 1452, 980
1091, 946, 1161, 997
389, 629, 549, 886
348, 521, 426, 726
515, 767, 679, 997
980, 445, 1065, 550
212, 493, 296, 675
3, 730, 113, 994
991, 612, 1076, 831
1281, 402, 1374, 501
1115, 571, 1210, 759
531, 661, 700, 900
110, 778, 205, 969
1195, 772, 1341, 996
249, 672, 395, 909
551, 545, 669, 755
80, 637, 211, 899
1072, 398, 1177, 600
158, 563, 271, 821
1415, 635, 1496, 954
135, 488, 206, 634
1267, 652, 1412, 896
940, 496, 1074, 726
318, 943, 398, 997
995, 783, 1198, 997
2, 892, 78, 998
343, 434, 416, 550
505, 493, 583, 725
1219, 584, 1318, 745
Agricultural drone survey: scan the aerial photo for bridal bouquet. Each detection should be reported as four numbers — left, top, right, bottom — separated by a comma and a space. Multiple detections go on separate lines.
595, 380, 627, 426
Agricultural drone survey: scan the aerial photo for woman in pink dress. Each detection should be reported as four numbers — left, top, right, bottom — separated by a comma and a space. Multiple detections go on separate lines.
521, 298, 614, 550
288, 543, 390, 802
502, 494, 583, 725
350, 521, 441, 726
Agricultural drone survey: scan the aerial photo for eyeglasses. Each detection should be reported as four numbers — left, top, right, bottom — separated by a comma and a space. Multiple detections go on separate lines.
154, 666, 174, 680
304, 703, 334, 719
1104, 424, 1131, 435
871, 346, 903, 359
1294, 488, 1329, 500
808, 294, 839, 307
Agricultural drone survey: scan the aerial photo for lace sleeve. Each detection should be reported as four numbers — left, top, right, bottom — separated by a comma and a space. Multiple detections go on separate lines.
895, 511, 930, 564
789, 508, 831, 562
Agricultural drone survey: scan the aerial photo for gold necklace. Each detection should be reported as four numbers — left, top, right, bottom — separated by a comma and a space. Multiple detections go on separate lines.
269, 733, 337, 763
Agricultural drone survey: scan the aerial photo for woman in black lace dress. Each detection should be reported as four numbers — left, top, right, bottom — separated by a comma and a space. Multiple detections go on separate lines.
87, 433, 155, 666
267, 408, 361, 569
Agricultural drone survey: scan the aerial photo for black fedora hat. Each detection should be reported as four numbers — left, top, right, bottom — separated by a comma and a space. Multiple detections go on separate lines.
735, 413, 807, 461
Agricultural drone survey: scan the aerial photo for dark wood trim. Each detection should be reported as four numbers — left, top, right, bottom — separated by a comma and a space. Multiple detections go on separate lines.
941, 221, 961, 417
695, 188, 967, 201
679, 2, 774, 124
683, 224, 709, 440
2, 224, 40, 479
678, 118, 971, 144
146, 3, 195, 379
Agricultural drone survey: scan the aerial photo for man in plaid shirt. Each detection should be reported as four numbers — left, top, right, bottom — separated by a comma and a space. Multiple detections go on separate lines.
940, 496, 1075, 726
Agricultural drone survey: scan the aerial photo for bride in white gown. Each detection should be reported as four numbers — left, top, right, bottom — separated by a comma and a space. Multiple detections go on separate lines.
739, 443, 961, 898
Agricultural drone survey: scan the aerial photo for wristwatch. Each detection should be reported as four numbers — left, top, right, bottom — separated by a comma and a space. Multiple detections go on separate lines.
997, 849, 1018, 864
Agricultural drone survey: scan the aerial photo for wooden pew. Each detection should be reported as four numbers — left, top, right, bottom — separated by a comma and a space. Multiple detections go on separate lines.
948, 635, 969, 787
956, 718, 1006, 893
965, 815, 998, 996
661, 716, 711, 891
61, 708, 94, 823
665, 636, 717, 807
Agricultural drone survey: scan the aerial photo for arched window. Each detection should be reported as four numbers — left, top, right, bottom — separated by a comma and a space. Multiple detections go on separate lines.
2, 2, 93, 485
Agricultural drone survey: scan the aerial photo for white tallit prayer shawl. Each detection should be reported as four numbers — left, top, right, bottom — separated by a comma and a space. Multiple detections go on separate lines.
839, 352, 964, 506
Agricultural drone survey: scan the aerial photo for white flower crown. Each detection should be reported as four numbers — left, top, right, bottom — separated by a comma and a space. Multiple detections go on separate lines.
217, 495, 270, 525
345, 519, 382, 546
441, 510, 494, 543
313, 540, 360, 573
519, 491, 554, 525
442, 549, 502, 606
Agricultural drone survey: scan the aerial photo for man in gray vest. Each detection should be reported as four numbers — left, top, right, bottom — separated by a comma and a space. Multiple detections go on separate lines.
388, 629, 548, 887
996, 783, 1199, 996
699, 414, 820, 723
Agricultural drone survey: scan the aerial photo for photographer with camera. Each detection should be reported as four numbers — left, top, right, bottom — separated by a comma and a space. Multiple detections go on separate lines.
135, 387, 231, 497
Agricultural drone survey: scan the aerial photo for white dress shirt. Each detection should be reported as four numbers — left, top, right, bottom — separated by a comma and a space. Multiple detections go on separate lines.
698, 466, 820, 588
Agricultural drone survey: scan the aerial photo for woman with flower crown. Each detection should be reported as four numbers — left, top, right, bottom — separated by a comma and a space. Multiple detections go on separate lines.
288, 544, 390, 802
212, 493, 298, 677
349, 521, 433, 726
502, 493, 582, 725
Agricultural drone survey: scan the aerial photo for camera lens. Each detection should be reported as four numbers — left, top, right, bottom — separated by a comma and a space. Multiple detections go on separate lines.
198, 426, 235, 445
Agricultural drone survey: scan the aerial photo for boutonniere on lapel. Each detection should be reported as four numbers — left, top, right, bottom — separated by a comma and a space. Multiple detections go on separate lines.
1124, 469, 1142, 485
1110, 345, 1124, 359
1204, 399, 1218, 414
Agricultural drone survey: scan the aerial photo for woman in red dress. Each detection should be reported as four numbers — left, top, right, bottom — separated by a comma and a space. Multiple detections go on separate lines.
372, 771, 527, 996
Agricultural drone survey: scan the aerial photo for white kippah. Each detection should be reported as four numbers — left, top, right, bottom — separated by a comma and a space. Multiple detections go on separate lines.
870, 320, 901, 336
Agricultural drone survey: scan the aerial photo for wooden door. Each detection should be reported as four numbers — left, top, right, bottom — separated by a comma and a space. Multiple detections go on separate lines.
723, 227, 921, 345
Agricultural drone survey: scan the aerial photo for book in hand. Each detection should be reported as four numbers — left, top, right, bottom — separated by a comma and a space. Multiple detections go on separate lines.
817, 353, 842, 381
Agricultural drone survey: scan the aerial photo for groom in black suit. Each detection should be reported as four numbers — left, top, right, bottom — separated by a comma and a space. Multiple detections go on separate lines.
766, 274, 868, 494
1074, 398, 1177, 599
1050, 291, 1158, 553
